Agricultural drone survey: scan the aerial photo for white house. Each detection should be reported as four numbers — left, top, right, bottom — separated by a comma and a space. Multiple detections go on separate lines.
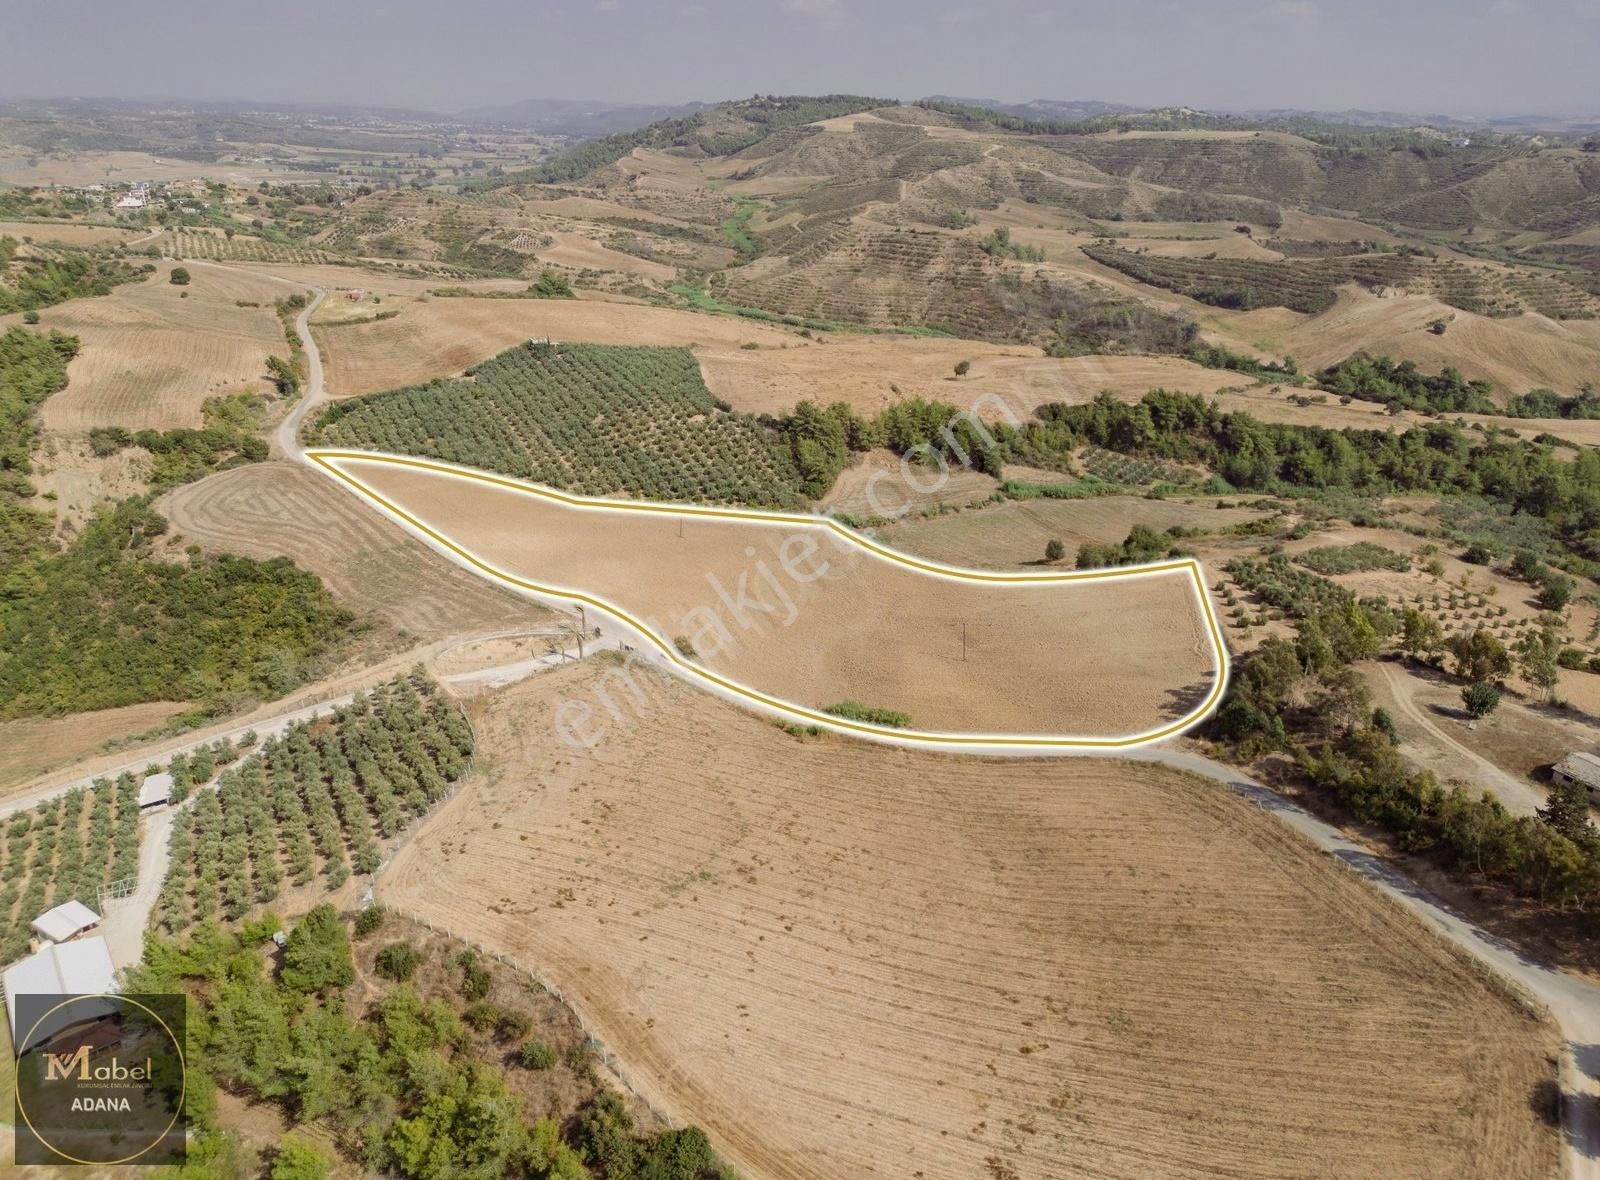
29, 900, 101, 946
114, 194, 145, 210
2, 936, 118, 1052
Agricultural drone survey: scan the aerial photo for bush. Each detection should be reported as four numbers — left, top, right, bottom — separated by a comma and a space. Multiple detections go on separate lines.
1045, 539, 1065, 562
374, 941, 423, 982
271, 1136, 331, 1180
463, 1002, 502, 1033
280, 904, 354, 993
170, 267, 191, 286
496, 1010, 533, 1041
517, 1039, 557, 1070
353, 905, 386, 938
529, 268, 574, 299
823, 700, 911, 728
461, 959, 492, 1001
1558, 647, 1588, 670
953, 360, 971, 378
21, 310, 39, 325
1462, 681, 1502, 719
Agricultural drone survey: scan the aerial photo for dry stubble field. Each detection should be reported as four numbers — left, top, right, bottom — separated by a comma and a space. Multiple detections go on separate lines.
381, 662, 1560, 1180
325, 455, 1216, 738
23, 266, 287, 432
159, 461, 551, 639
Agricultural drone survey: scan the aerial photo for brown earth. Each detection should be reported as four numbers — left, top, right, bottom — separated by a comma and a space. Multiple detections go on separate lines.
0, 702, 188, 792
16, 266, 285, 432
323, 455, 1217, 739
381, 661, 1562, 1180
158, 461, 550, 639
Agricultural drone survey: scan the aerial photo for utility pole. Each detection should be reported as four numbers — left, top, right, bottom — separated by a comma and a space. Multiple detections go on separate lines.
576, 604, 587, 660
961, 620, 967, 662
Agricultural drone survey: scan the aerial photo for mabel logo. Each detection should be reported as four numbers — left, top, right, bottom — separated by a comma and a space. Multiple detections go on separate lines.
13, 993, 186, 1166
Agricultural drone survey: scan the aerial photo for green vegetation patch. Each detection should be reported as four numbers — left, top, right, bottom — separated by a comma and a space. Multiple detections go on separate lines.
1316, 354, 1494, 413
0, 326, 77, 565
0, 774, 146, 963
0, 497, 352, 719
823, 699, 912, 728
1294, 542, 1412, 575
159, 671, 471, 927
312, 340, 809, 506
88, 392, 270, 491
0, 238, 154, 314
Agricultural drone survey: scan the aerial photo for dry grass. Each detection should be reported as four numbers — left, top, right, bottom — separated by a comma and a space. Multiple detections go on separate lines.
0, 701, 188, 795
158, 461, 551, 639
20, 266, 285, 432
329, 456, 1216, 739
382, 662, 1561, 1180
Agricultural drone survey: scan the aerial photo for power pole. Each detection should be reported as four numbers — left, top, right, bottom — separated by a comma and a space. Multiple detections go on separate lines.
961, 620, 967, 662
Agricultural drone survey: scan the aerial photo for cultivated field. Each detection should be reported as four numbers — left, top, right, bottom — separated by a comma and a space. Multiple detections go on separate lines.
0, 701, 187, 796
23, 265, 286, 432
158, 461, 551, 639
381, 662, 1561, 1180
318, 454, 1218, 740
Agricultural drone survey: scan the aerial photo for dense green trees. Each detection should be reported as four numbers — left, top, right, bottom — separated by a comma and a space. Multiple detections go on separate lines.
0, 240, 154, 313
161, 672, 473, 930
1503, 386, 1600, 420
314, 341, 809, 507
0, 326, 77, 565
129, 909, 727, 1180
88, 393, 270, 490
1315, 354, 1495, 413
0, 496, 351, 718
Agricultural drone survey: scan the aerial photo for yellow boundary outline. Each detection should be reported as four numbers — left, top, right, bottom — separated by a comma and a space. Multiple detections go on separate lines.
306, 449, 1232, 750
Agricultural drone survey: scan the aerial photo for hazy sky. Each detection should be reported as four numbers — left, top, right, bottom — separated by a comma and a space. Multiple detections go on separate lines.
4, 0, 1597, 115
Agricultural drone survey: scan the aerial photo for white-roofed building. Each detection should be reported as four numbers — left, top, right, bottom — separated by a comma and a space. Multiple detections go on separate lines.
1552, 752, 1600, 800
29, 900, 101, 945
139, 772, 174, 809
2, 936, 118, 1052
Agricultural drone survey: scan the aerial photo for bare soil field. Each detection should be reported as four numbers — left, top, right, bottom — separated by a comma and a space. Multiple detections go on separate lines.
879, 494, 1272, 567
1210, 285, 1600, 394
381, 662, 1561, 1180
22, 266, 285, 432
159, 461, 551, 639
537, 229, 677, 281
322, 454, 1218, 739
0, 702, 188, 793
819, 449, 999, 517
314, 296, 802, 396
0, 219, 146, 246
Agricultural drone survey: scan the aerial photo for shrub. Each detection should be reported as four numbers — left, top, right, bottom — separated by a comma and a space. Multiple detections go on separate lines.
461, 959, 492, 1001
374, 941, 423, 982
271, 1136, 331, 1180
463, 1002, 502, 1033
823, 700, 911, 728
1045, 539, 1065, 562
517, 1039, 558, 1070
529, 268, 574, 299
169, 267, 191, 286
1461, 682, 1502, 719
280, 904, 354, 993
953, 360, 971, 378
1558, 647, 1588, 670
497, 1011, 533, 1041
353, 905, 386, 938
22, 310, 39, 324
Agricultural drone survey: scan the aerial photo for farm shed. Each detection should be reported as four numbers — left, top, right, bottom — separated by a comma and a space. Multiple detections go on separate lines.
139, 772, 174, 809
1551, 752, 1600, 800
29, 900, 101, 946
2, 936, 118, 1052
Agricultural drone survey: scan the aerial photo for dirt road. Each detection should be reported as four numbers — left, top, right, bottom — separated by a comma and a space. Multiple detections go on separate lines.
1376, 661, 1547, 815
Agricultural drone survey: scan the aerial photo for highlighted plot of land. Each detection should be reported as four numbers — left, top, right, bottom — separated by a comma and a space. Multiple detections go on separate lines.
308, 450, 1229, 748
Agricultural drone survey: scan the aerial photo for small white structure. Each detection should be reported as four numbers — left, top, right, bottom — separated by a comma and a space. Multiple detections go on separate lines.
29, 900, 101, 946
139, 772, 174, 809
115, 193, 145, 210
1552, 752, 1600, 801
2, 936, 118, 1052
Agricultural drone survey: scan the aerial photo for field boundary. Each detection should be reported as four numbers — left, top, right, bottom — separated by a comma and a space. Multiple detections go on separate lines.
305, 448, 1231, 750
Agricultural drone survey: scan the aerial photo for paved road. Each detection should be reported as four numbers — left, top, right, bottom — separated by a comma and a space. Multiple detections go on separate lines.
1119, 744, 1600, 1180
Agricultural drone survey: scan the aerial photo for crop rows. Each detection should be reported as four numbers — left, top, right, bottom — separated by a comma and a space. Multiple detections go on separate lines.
312, 340, 810, 506
0, 776, 141, 964
1085, 242, 1600, 320
158, 672, 473, 931
157, 230, 339, 266
1079, 445, 1196, 487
